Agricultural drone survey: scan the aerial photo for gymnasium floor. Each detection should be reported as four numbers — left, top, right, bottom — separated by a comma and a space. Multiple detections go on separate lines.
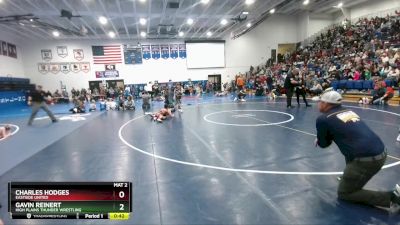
0, 96, 400, 225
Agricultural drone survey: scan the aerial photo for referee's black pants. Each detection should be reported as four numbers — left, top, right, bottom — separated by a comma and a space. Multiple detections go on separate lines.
337, 155, 392, 207
286, 89, 294, 107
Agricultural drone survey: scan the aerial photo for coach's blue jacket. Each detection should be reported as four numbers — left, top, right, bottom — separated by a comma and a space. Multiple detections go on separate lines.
316, 105, 385, 162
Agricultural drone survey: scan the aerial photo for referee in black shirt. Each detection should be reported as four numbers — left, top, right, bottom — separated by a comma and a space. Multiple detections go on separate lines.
315, 89, 400, 211
284, 67, 299, 108
27, 85, 57, 125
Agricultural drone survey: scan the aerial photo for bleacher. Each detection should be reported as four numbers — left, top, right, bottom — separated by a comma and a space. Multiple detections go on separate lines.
0, 77, 34, 92
330, 79, 400, 105
0, 77, 34, 106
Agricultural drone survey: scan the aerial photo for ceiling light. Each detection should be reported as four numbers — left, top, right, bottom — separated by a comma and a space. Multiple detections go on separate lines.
187, 18, 194, 25
99, 16, 108, 25
220, 19, 228, 25
303, 0, 309, 5
140, 31, 146, 37
245, 0, 255, 5
179, 31, 184, 37
29, 18, 34, 22
201, 0, 209, 4
242, 11, 249, 15
19, 22, 25, 26
0, 0, 3, 3
270, 8, 275, 14
247, 23, 251, 28
139, 0, 146, 2
206, 31, 212, 37
52, 31, 60, 37
337, 2, 343, 8
108, 31, 116, 38
139, 18, 147, 25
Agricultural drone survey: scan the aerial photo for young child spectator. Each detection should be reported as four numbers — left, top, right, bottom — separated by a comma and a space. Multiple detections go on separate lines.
89, 100, 96, 112
70, 100, 86, 114
124, 96, 135, 110
99, 98, 106, 111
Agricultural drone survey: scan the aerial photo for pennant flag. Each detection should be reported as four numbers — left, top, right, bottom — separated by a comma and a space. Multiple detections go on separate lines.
161, 44, 170, 59
179, 44, 186, 59
92, 45, 122, 64
142, 45, 151, 60
151, 45, 160, 60
170, 44, 179, 59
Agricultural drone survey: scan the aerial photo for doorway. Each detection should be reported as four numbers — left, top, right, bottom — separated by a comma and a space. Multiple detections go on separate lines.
208, 74, 221, 92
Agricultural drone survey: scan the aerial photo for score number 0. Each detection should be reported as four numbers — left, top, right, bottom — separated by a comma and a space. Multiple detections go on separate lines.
119, 190, 125, 211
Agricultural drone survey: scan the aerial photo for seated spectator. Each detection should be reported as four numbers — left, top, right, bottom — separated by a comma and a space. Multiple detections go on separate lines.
309, 81, 323, 96
89, 100, 96, 112
99, 98, 106, 111
124, 96, 135, 110
215, 90, 228, 97
0, 125, 11, 140
70, 100, 86, 114
106, 98, 117, 111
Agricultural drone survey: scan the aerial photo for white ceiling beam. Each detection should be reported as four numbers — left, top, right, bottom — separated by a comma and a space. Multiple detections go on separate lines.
187, 1, 214, 38
199, 0, 244, 38
157, 0, 169, 38
60, 0, 87, 31
132, 0, 141, 40
0, 24, 42, 40
222, 0, 284, 39
117, 0, 131, 39
147, 0, 153, 33
171, 0, 186, 32
193, 0, 230, 38
42, 0, 79, 37
80, 0, 108, 36
177, 0, 199, 36
98, 0, 120, 38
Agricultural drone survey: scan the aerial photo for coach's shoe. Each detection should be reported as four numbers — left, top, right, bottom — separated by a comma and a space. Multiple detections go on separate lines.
389, 184, 400, 214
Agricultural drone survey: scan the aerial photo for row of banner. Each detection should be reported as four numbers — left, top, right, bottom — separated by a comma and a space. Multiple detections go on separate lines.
38, 62, 91, 74
123, 43, 187, 65
1, 41, 17, 59
41, 47, 84, 61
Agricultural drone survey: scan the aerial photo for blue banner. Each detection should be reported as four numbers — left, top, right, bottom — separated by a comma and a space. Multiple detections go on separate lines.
161, 44, 170, 59
151, 45, 160, 60
142, 45, 151, 60
170, 44, 179, 59
0, 91, 26, 105
179, 44, 186, 59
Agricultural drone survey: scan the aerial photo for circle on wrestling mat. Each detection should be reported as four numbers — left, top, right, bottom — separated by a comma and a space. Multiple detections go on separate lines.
203, 110, 294, 127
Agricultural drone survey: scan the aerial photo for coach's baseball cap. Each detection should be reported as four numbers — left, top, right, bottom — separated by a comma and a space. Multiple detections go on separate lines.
313, 88, 342, 104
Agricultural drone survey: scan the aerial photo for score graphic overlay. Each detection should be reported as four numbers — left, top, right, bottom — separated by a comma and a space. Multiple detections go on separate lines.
8, 182, 132, 220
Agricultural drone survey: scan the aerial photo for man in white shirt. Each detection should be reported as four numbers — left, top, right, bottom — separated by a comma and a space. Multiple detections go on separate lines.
144, 82, 154, 100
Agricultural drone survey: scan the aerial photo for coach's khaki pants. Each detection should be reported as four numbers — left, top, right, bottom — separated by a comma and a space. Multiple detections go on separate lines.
338, 156, 392, 207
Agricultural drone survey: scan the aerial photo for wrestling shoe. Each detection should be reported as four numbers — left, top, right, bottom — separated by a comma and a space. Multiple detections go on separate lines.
234, 97, 238, 102
240, 99, 246, 102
